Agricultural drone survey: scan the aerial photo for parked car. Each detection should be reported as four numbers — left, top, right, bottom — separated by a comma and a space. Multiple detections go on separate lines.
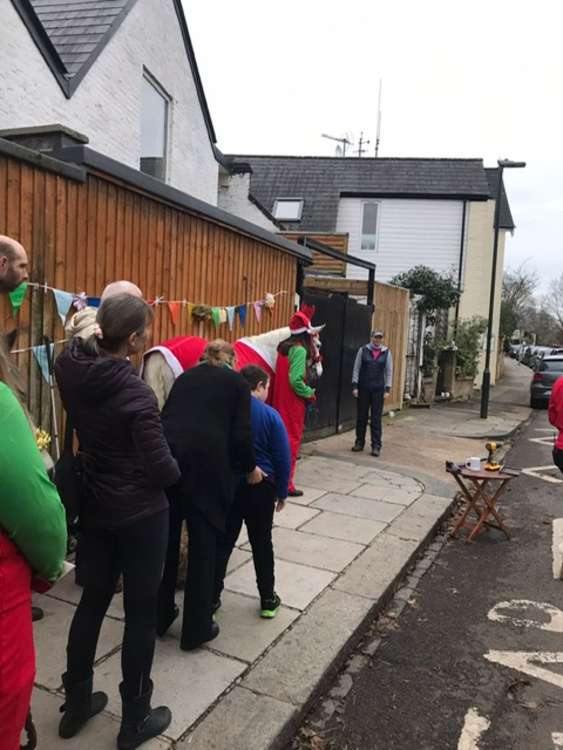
530, 356, 563, 408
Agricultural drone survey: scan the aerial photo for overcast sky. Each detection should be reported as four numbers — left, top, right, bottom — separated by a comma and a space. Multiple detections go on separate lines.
184, 0, 561, 294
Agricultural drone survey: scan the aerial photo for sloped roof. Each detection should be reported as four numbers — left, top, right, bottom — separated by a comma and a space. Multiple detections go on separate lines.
485, 167, 516, 230
230, 155, 493, 232
11, 0, 216, 142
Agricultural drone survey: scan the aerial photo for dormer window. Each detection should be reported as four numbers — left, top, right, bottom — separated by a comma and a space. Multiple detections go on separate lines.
273, 198, 304, 221
140, 71, 170, 181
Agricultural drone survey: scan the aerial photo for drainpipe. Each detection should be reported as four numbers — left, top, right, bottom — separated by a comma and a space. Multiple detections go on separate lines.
454, 200, 467, 336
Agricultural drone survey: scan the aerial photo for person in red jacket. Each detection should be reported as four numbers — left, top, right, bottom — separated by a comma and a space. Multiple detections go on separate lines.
272, 311, 320, 497
548, 376, 563, 474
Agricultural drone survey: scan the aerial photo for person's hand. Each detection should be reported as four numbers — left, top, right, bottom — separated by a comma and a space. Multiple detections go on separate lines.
276, 499, 286, 512
309, 392, 317, 403
384, 391, 390, 400
247, 466, 266, 485
352, 388, 359, 399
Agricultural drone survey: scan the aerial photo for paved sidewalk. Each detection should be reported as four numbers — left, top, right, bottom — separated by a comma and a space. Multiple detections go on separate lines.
30, 455, 452, 750
28, 358, 532, 749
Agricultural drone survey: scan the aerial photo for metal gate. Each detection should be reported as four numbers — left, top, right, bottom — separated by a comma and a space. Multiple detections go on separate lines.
302, 290, 372, 438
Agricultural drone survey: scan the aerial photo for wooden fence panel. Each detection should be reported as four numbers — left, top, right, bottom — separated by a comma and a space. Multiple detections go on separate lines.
0, 154, 297, 443
373, 281, 410, 411
281, 232, 349, 276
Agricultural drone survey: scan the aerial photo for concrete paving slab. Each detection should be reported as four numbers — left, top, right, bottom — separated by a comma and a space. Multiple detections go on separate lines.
357, 469, 422, 493
312, 492, 404, 524
414, 492, 455, 516
227, 547, 252, 574
207, 591, 299, 663
236, 526, 249, 547
178, 686, 296, 750
261, 527, 364, 572
45, 574, 125, 620
32, 594, 123, 690
334, 531, 419, 601
284, 485, 328, 506
243, 588, 368, 706
298, 456, 364, 479
350, 483, 419, 506
386, 504, 445, 543
225, 558, 335, 611
273, 503, 320, 529
28, 687, 170, 750
293, 473, 362, 495
94, 639, 245, 740
300, 511, 387, 545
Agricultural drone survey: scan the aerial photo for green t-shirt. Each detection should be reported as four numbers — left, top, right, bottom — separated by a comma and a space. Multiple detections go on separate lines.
288, 345, 315, 400
0, 383, 67, 580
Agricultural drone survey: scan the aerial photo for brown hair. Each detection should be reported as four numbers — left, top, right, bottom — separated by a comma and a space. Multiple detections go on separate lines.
240, 364, 269, 391
277, 332, 312, 357
83, 293, 153, 356
200, 339, 236, 368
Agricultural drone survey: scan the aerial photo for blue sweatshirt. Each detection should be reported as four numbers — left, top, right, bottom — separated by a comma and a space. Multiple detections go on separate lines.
250, 397, 291, 500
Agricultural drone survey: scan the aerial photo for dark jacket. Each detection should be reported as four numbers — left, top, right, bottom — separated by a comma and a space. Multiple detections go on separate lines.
352, 345, 393, 392
55, 338, 180, 530
161, 363, 256, 531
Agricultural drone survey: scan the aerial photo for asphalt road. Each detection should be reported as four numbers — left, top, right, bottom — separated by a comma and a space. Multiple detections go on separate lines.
291, 409, 563, 750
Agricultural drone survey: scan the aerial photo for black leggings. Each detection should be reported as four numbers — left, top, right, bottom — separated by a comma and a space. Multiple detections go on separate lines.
554, 449, 563, 476
67, 510, 169, 697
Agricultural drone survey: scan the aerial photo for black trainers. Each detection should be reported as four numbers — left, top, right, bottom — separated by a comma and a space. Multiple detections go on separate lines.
351, 443, 364, 452
180, 621, 220, 651
288, 488, 304, 497
260, 593, 281, 619
371, 447, 381, 457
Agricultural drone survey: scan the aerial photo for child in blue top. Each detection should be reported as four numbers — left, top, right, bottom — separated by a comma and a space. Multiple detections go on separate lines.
214, 365, 290, 618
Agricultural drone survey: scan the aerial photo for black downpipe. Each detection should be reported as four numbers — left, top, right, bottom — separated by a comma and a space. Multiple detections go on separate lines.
454, 200, 467, 336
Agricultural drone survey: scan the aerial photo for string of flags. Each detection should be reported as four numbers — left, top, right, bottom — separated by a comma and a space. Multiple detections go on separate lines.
9, 282, 284, 332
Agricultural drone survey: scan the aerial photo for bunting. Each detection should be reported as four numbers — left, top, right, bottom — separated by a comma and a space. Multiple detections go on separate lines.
167, 301, 181, 326
32, 343, 54, 384
226, 306, 236, 330
237, 304, 247, 327
52, 289, 74, 326
253, 301, 263, 323
8, 281, 27, 314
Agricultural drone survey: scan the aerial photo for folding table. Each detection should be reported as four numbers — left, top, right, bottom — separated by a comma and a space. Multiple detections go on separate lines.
446, 464, 519, 543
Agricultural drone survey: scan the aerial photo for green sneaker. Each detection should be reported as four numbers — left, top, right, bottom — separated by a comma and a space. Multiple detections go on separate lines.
260, 594, 281, 619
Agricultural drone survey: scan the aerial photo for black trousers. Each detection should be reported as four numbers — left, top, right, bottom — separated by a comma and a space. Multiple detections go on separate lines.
215, 480, 276, 604
355, 388, 385, 449
554, 449, 563, 475
66, 509, 168, 697
157, 498, 218, 648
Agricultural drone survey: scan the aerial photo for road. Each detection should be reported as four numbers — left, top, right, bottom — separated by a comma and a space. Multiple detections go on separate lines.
289, 409, 563, 750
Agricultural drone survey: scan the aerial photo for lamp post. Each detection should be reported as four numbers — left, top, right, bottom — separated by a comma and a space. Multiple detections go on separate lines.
480, 158, 526, 419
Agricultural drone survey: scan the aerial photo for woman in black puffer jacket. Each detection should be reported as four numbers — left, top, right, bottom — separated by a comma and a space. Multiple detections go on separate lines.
55, 294, 180, 750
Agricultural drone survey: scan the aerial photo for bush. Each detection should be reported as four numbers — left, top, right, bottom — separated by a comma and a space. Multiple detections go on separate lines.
390, 265, 460, 322
453, 317, 488, 378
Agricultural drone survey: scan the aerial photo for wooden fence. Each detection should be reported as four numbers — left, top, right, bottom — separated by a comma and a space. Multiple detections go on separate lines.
0, 143, 301, 445
280, 232, 349, 276
373, 281, 410, 411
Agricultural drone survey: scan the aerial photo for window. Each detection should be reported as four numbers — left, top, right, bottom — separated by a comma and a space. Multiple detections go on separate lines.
540, 359, 563, 373
273, 199, 304, 221
361, 202, 379, 251
140, 72, 169, 181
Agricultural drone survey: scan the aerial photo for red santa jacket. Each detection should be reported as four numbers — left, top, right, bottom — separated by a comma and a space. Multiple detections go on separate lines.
548, 376, 563, 450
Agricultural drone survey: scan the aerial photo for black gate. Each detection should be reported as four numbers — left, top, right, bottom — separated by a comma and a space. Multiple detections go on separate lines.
303, 290, 372, 439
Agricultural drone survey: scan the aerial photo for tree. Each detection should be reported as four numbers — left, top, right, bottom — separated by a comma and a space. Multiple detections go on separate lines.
500, 262, 539, 341
390, 266, 460, 321
543, 272, 563, 342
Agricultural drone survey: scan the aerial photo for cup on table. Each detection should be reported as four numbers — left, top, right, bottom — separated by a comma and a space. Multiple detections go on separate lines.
465, 457, 481, 471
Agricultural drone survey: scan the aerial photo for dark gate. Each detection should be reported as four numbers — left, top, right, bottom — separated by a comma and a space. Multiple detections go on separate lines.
303, 290, 372, 439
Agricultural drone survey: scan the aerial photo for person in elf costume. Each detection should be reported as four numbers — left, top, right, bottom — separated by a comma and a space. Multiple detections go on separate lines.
272, 309, 323, 497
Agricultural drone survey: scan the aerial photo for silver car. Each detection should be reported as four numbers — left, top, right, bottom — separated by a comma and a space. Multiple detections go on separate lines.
530, 355, 563, 408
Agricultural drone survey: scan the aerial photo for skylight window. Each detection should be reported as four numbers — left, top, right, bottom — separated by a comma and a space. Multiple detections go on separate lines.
273, 199, 304, 221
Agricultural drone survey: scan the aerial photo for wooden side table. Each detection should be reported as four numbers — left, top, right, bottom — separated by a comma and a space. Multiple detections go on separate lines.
446, 464, 519, 543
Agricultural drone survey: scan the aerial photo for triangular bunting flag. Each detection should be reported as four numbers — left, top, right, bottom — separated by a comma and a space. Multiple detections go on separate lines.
226, 306, 236, 330
219, 308, 227, 324
211, 307, 222, 327
253, 301, 263, 323
32, 343, 54, 384
168, 301, 181, 326
237, 304, 247, 327
187, 303, 194, 320
8, 281, 28, 314
52, 288, 74, 326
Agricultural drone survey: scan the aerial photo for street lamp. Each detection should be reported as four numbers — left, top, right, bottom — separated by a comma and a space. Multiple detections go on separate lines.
480, 158, 526, 419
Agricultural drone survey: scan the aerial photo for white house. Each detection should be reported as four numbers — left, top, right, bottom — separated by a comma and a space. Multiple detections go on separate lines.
1, 0, 278, 231
235, 154, 516, 384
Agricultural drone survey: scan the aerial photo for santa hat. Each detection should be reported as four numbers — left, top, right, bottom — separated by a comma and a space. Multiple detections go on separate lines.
289, 309, 325, 335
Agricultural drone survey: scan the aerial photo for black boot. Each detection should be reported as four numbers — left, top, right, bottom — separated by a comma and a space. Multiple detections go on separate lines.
117, 680, 171, 750
58, 673, 108, 738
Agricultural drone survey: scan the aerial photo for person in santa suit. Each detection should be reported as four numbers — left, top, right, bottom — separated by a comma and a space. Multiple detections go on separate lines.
272, 311, 319, 497
548, 375, 563, 475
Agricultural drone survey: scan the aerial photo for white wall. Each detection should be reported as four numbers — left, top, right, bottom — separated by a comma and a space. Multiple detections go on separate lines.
337, 198, 464, 282
217, 172, 279, 232
1, 0, 219, 205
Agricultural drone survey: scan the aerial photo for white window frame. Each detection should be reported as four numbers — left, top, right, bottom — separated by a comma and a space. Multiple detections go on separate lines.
272, 198, 304, 221
140, 69, 171, 181
360, 200, 380, 252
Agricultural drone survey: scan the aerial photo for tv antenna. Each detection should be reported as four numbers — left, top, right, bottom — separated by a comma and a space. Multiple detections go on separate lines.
322, 133, 352, 157
375, 78, 383, 157
355, 131, 371, 158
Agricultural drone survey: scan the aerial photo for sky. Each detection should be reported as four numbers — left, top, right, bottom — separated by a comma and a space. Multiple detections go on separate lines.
184, 0, 562, 295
